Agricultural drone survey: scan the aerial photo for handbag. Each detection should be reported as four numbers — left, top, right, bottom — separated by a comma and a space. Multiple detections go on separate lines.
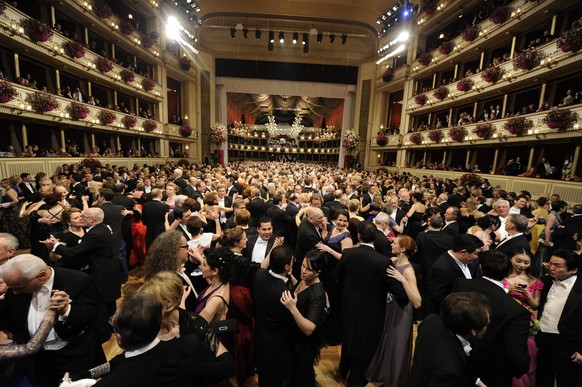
209, 318, 238, 336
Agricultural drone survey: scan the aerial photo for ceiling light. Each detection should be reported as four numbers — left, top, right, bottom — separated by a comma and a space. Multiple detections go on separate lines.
329, 33, 335, 44
341, 33, 347, 45
279, 31, 284, 43
302, 33, 308, 45
166, 16, 180, 41
230, 27, 236, 39
128, 14, 133, 19
292, 32, 298, 44
269, 30, 274, 43
317, 32, 323, 43
255, 28, 261, 40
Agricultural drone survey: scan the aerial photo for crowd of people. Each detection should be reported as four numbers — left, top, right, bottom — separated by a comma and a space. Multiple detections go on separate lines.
1, 159, 582, 386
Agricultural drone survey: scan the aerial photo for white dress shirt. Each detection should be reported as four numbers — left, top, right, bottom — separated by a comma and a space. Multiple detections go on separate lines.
539, 275, 577, 334
449, 251, 472, 279
252, 237, 269, 264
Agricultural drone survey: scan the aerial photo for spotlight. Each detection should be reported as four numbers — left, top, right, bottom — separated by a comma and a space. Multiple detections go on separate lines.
230, 27, 236, 39
292, 32, 298, 44
255, 28, 261, 40
243, 27, 248, 39
341, 33, 347, 45
279, 31, 284, 43
302, 33, 309, 53
302, 32, 308, 45
317, 32, 323, 43
329, 33, 335, 44
269, 30, 274, 43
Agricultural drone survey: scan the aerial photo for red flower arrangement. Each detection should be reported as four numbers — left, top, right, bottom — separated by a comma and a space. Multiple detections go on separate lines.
120, 20, 135, 36
376, 132, 388, 146
460, 173, 483, 188
433, 86, 449, 100
463, 25, 478, 42
179, 56, 191, 71
142, 119, 158, 132
180, 125, 193, 137
512, 48, 542, 71
481, 66, 503, 83
418, 52, 432, 66
439, 41, 452, 55
415, 94, 428, 106
141, 78, 155, 91
93, 0, 113, 19
409, 132, 423, 145
557, 28, 582, 53
20, 18, 53, 43
448, 126, 468, 142
98, 110, 116, 125
142, 36, 154, 49
542, 108, 579, 130
67, 102, 90, 120
457, 78, 474, 92
120, 69, 135, 83
382, 67, 393, 82
95, 57, 113, 73
504, 116, 533, 136
122, 115, 137, 128
474, 122, 495, 139
26, 91, 58, 112
0, 80, 19, 103
490, 7, 509, 24
62, 41, 85, 59
428, 129, 443, 142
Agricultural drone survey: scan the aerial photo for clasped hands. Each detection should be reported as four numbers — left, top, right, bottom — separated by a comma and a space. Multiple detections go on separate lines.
40, 234, 60, 250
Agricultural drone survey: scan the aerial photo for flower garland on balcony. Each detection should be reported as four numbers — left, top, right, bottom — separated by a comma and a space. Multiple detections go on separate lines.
142, 119, 157, 132
179, 56, 191, 71
439, 41, 452, 55
120, 69, 135, 83
418, 52, 432, 66
409, 132, 423, 145
460, 173, 483, 188
210, 123, 228, 144
490, 6, 509, 24
382, 67, 393, 82
414, 94, 428, 106
26, 91, 58, 112
428, 129, 443, 143
67, 102, 90, 120
81, 157, 102, 170
141, 78, 155, 91
120, 20, 135, 36
142, 36, 154, 49
457, 77, 474, 92
122, 115, 137, 128
376, 132, 388, 146
93, 0, 113, 18
542, 108, 579, 130
481, 66, 503, 83
342, 129, 359, 149
557, 19, 582, 53
62, 41, 85, 59
463, 25, 478, 42
180, 125, 193, 137
449, 126, 468, 142
0, 80, 18, 103
512, 48, 542, 71
504, 116, 533, 136
474, 122, 495, 139
433, 86, 449, 100
95, 57, 113, 73
98, 110, 116, 125
20, 18, 53, 43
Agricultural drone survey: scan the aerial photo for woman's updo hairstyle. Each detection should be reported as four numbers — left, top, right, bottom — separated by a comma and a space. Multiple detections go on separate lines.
204, 247, 235, 283
396, 235, 417, 258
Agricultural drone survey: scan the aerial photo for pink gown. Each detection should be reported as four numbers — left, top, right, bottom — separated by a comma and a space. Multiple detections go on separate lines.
502, 278, 544, 387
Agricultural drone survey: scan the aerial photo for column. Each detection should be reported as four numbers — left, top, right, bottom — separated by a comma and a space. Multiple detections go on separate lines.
338, 91, 356, 168
442, 150, 447, 165
465, 149, 471, 169
510, 36, 517, 58
572, 145, 580, 178
527, 146, 535, 171
60, 128, 66, 151
21, 123, 28, 146
91, 133, 96, 149
216, 83, 228, 165
492, 148, 499, 174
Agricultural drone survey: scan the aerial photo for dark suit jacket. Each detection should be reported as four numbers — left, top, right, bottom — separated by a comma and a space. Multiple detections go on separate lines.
406, 314, 473, 387
247, 197, 265, 227
173, 177, 188, 191
69, 182, 87, 199
55, 223, 121, 302
553, 215, 582, 250
184, 185, 196, 199
254, 268, 297, 386
448, 193, 465, 209
226, 185, 238, 198
266, 205, 293, 239
96, 335, 235, 387
394, 207, 406, 226
19, 182, 36, 201
293, 217, 323, 277
99, 202, 125, 257
495, 234, 531, 256
437, 201, 449, 215
453, 278, 530, 386
427, 252, 481, 313
441, 221, 460, 237
285, 202, 301, 248
142, 200, 170, 247
242, 234, 276, 262
373, 228, 392, 257
414, 230, 454, 280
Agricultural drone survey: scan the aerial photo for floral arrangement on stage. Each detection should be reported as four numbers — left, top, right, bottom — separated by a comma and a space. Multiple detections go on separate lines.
382, 67, 393, 82
481, 66, 503, 83
80, 157, 102, 170
93, 0, 113, 18
342, 129, 359, 149
98, 110, 116, 125
179, 56, 191, 71
457, 77, 474, 92
122, 115, 137, 128
180, 125, 193, 137
20, 18, 53, 42
415, 94, 428, 105
463, 25, 478, 42
0, 80, 18, 103
376, 132, 388, 146
67, 102, 90, 120
210, 122, 227, 144
433, 86, 448, 100
120, 69, 135, 83
460, 173, 483, 188
120, 20, 135, 36
409, 132, 423, 145
512, 48, 542, 70
142, 119, 157, 132
490, 6, 509, 24
474, 122, 495, 139
62, 40, 85, 59
141, 78, 155, 91
557, 25, 582, 53
418, 52, 432, 66
95, 57, 113, 73
26, 91, 58, 112
448, 126, 468, 142
439, 41, 452, 55
428, 129, 443, 143
504, 116, 533, 136
542, 108, 579, 130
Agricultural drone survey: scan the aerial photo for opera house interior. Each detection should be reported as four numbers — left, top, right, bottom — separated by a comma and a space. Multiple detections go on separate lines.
0, 0, 581, 204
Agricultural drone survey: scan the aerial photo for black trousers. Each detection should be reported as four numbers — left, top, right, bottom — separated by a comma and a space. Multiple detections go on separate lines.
536, 332, 582, 387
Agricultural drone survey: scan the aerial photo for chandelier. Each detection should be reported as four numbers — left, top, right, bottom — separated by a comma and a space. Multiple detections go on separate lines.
288, 115, 304, 138
265, 115, 278, 137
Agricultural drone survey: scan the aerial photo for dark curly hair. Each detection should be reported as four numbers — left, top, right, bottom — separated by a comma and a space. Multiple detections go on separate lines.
204, 247, 235, 283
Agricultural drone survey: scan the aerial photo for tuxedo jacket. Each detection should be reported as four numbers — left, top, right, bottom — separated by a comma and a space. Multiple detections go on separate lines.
427, 252, 481, 313
142, 200, 170, 245
285, 202, 301, 248
266, 205, 293, 239
553, 215, 582, 250
226, 185, 238, 198
173, 176, 188, 191
441, 221, 460, 237
96, 335, 235, 387
373, 228, 392, 257
183, 185, 196, 199
99, 202, 125, 256
393, 207, 407, 226
242, 234, 276, 262
55, 223, 121, 302
414, 230, 454, 280
247, 197, 265, 227
294, 217, 323, 273
495, 234, 531, 256
69, 182, 87, 199
18, 182, 36, 201
437, 201, 449, 215
453, 279, 530, 386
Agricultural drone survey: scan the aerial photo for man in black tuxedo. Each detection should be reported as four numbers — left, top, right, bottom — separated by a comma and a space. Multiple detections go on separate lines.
96, 188, 126, 278
267, 195, 293, 239
172, 168, 188, 191
0, 255, 106, 387
184, 176, 197, 199
226, 176, 239, 198
427, 234, 484, 313
436, 193, 449, 214
441, 206, 461, 237
452, 250, 531, 386
360, 183, 378, 219
243, 217, 279, 265
216, 185, 233, 228
95, 293, 234, 386
18, 172, 36, 202
553, 204, 582, 250
495, 214, 531, 256
254, 246, 297, 386
142, 188, 170, 249
285, 193, 302, 248
337, 221, 408, 386
387, 195, 407, 227
111, 183, 135, 266
293, 207, 325, 278
536, 250, 582, 386
68, 173, 87, 200
475, 195, 492, 214
345, 184, 359, 201
372, 212, 393, 257
326, 190, 349, 219
247, 188, 265, 227
406, 292, 491, 387
448, 187, 466, 209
